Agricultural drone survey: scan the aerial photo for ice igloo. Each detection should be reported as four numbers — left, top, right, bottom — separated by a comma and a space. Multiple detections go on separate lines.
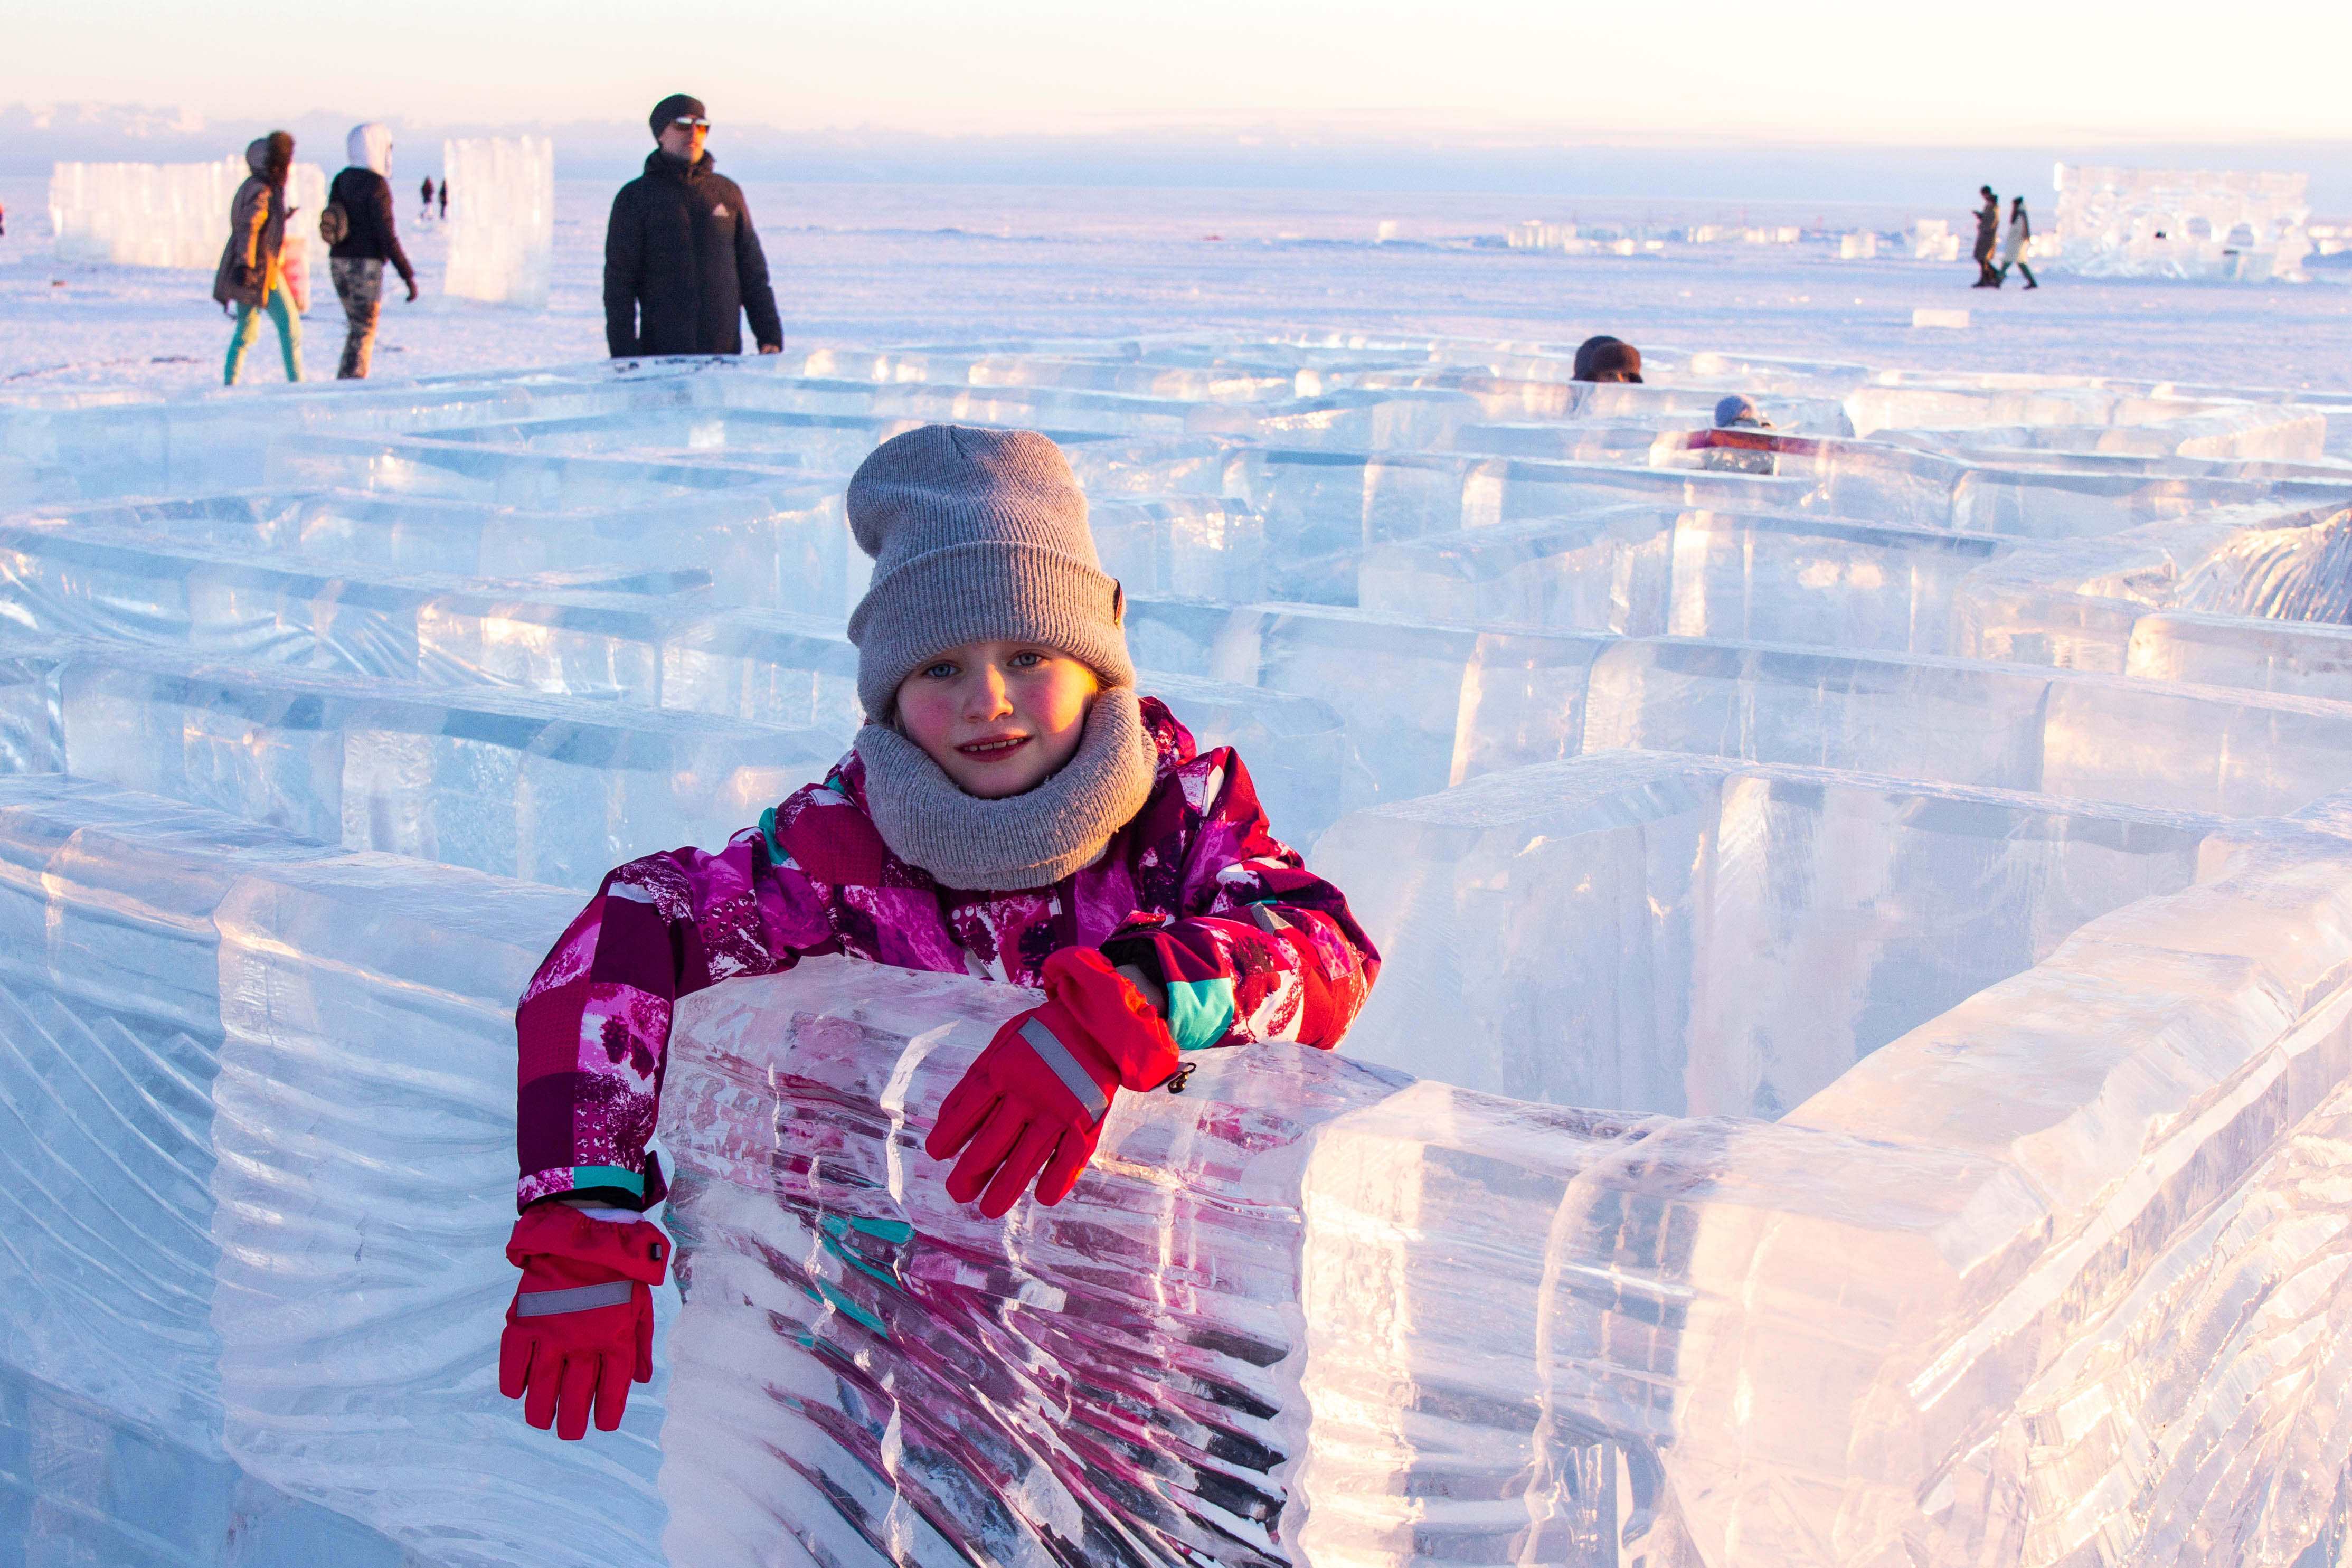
0, 336, 2350, 1565
2050, 163, 2315, 283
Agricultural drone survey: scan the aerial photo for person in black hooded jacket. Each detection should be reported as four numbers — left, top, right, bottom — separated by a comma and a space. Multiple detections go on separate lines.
604, 94, 783, 358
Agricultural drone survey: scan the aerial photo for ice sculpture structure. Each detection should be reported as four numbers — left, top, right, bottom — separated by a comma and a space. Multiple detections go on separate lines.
441, 136, 555, 310
2051, 162, 2315, 282
49, 157, 330, 295
2, 332, 2352, 1566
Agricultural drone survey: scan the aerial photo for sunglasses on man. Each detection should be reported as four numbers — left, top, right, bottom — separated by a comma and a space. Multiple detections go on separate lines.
672, 117, 710, 130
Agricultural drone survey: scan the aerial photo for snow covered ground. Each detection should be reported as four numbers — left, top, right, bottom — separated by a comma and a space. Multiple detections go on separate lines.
6, 176, 2352, 392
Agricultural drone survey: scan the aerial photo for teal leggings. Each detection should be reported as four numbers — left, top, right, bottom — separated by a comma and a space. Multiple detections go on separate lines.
224, 287, 305, 384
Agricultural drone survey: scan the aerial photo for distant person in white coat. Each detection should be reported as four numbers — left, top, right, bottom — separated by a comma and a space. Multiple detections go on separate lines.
327, 124, 420, 379
1998, 196, 2039, 290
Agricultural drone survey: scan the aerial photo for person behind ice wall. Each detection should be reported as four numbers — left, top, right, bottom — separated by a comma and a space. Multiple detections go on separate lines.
1972, 185, 2003, 288
1572, 334, 1642, 383
212, 131, 304, 385
496, 423, 1380, 1442
1701, 393, 1777, 474
438, 179, 447, 220
1999, 195, 2039, 290
602, 93, 783, 360
325, 124, 420, 380
1714, 393, 1770, 430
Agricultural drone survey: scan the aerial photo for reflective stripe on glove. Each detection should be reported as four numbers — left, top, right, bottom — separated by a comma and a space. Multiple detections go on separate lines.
924, 948, 1181, 1218
498, 1205, 669, 1441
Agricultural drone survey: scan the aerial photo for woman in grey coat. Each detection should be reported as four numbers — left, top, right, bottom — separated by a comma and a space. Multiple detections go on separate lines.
212, 132, 305, 383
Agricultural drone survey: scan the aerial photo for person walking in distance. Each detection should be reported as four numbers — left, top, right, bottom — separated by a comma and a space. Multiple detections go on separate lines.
420, 176, 434, 220
1999, 195, 2039, 290
326, 124, 420, 379
438, 180, 447, 221
212, 131, 304, 383
1972, 186, 2002, 287
602, 93, 783, 358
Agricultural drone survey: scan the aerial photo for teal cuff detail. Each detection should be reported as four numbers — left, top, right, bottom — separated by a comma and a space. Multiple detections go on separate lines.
570, 1164, 645, 1198
1165, 977, 1236, 1052
759, 805, 787, 866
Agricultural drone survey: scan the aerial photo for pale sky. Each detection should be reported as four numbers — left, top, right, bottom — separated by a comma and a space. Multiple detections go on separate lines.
8, 0, 2348, 146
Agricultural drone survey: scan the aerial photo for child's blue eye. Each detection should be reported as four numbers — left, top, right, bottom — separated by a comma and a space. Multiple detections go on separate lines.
1009, 651, 1043, 668
923, 663, 956, 679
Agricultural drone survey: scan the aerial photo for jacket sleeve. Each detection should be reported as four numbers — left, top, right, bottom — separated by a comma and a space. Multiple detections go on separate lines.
602, 185, 642, 357
1100, 750, 1378, 1055
733, 190, 784, 351
375, 177, 414, 284
514, 828, 840, 1211
241, 186, 271, 271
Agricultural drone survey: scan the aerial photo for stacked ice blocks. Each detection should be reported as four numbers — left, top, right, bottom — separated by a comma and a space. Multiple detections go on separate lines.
3, 332, 2352, 1565
441, 135, 556, 311
48, 158, 330, 287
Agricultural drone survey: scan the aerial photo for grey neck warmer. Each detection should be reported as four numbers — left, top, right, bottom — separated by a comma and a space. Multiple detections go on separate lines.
854, 688, 1158, 892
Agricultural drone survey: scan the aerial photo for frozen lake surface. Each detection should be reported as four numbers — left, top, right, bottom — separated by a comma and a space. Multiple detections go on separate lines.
6, 176, 2352, 390
4, 175, 2352, 1566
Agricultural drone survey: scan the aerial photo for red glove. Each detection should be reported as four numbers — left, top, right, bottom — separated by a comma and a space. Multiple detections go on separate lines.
925, 949, 1182, 1217
498, 1205, 669, 1440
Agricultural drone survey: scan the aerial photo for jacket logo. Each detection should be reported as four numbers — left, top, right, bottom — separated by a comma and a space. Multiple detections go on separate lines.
712, 203, 730, 218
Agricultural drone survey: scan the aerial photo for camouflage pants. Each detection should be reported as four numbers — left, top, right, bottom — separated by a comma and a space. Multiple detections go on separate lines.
330, 258, 383, 379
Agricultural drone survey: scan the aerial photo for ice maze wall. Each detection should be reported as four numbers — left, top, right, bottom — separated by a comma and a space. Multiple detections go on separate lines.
48, 158, 332, 292
4, 337, 2352, 1565
2050, 163, 2316, 282
441, 136, 555, 311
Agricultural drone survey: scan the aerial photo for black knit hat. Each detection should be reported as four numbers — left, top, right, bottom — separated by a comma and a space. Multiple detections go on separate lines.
649, 95, 707, 138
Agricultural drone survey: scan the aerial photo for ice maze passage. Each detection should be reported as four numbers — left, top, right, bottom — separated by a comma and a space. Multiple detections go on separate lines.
5, 341, 2352, 1567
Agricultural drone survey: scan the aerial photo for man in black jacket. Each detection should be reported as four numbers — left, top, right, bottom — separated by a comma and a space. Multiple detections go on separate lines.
604, 95, 783, 358
328, 124, 420, 380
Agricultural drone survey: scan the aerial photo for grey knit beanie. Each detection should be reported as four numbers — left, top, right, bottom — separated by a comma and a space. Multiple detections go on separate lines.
846, 425, 1133, 720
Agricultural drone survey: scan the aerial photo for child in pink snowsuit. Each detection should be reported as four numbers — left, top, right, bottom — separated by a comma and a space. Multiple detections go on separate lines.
499, 424, 1380, 1440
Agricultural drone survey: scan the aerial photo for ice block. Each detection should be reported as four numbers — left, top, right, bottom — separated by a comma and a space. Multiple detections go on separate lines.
655, 956, 1414, 1568
2051, 163, 2315, 282
1583, 635, 2352, 814
210, 851, 667, 1566
1312, 750, 2216, 1116
1360, 507, 2004, 651
656, 844, 2352, 1567
441, 136, 555, 311
48, 158, 329, 290
2126, 609, 2352, 698
1204, 603, 1615, 811
57, 650, 837, 886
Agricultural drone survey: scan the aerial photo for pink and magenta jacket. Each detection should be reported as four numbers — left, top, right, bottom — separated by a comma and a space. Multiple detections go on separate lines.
515, 698, 1380, 1210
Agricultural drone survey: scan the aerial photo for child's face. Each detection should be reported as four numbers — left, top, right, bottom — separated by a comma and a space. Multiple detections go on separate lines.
894, 641, 1102, 799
